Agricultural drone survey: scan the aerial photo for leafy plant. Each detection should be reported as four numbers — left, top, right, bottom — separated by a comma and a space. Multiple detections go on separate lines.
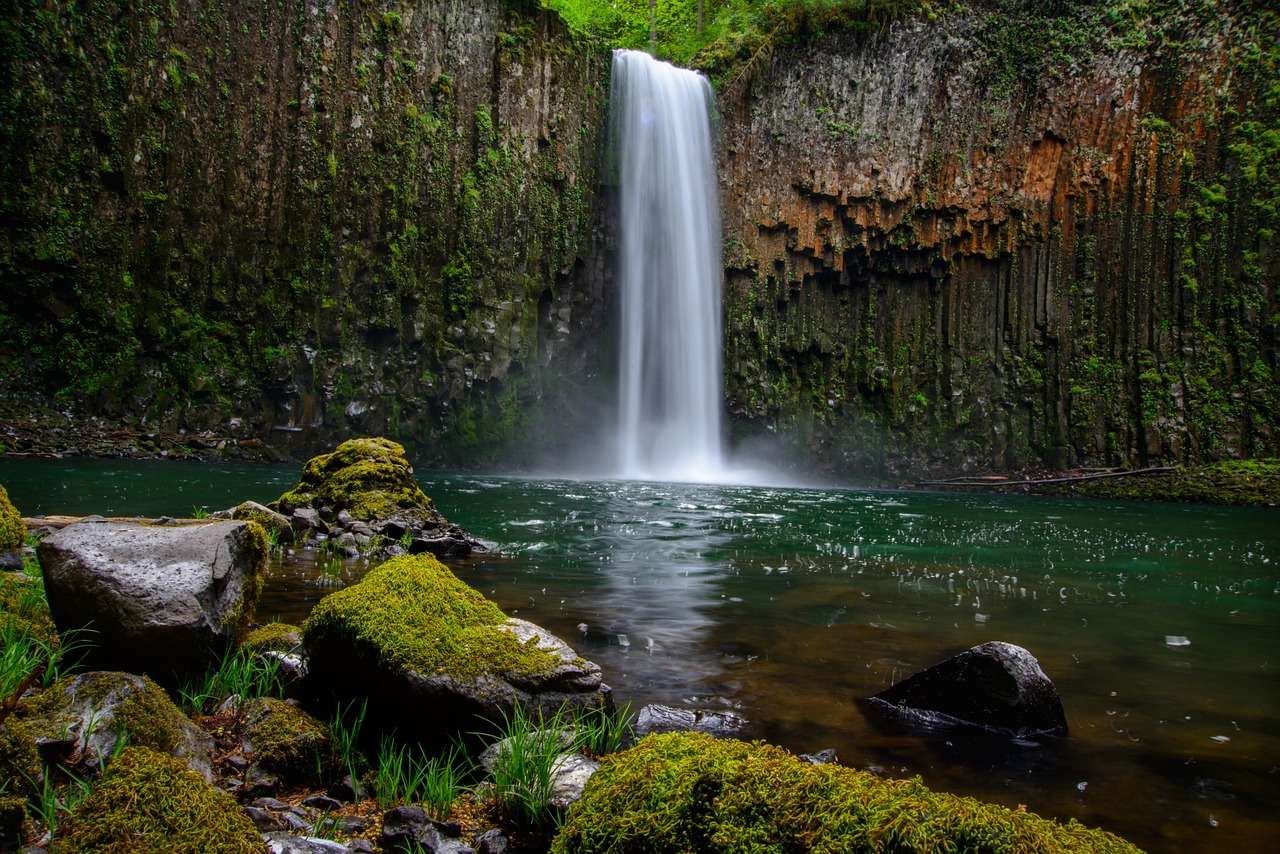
482, 704, 573, 828
27, 766, 94, 839
574, 702, 633, 756
178, 646, 283, 715
374, 735, 470, 818
328, 698, 369, 791
191, 505, 209, 519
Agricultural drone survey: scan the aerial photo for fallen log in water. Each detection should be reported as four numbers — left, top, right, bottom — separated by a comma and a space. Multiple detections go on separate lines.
915, 466, 1176, 489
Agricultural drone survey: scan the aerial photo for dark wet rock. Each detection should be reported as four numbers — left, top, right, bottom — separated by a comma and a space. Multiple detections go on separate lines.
251, 797, 292, 811
800, 748, 839, 765
303, 556, 610, 737
346, 840, 375, 854
270, 438, 482, 558
0, 795, 25, 851
12, 671, 213, 780
867, 641, 1068, 737
263, 650, 309, 690
302, 795, 343, 812
328, 773, 367, 803
37, 520, 266, 677
246, 806, 287, 832
634, 704, 749, 738
279, 811, 313, 833
291, 508, 327, 535
474, 829, 509, 854
380, 805, 470, 853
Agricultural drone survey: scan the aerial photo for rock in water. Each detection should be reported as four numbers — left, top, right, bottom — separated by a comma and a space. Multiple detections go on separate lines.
634, 704, 749, 738
37, 520, 266, 678
303, 555, 610, 736
270, 437, 482, 558
868, 641, 1067, 736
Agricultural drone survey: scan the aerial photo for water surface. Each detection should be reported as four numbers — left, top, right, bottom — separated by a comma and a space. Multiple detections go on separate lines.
3, 457, 1278, 852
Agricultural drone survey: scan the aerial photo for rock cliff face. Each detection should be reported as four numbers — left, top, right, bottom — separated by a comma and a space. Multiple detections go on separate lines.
717, 2, 1277, 477
0, 0, 610, 463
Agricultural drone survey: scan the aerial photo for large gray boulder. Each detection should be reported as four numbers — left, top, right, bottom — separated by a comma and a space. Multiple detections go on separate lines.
866, 641, 1068, 737
302, 555, 609, 738
37, 520, 266, 678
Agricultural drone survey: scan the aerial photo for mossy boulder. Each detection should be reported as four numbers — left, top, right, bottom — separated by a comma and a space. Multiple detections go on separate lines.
12, 671, 214, 780
231, 501, 294, 544
1063, 458, 1280, 505
243, 622, 302, 654
0, 483, 25, 568
0, 570, 58, 648
58, 745, 266, 853
303, 555, 609, 736
0, 719, 41, 797
37, 520, 267, 679
270, 437, 481, 558
552, 732, 1142, 853
240, 696, 329, 781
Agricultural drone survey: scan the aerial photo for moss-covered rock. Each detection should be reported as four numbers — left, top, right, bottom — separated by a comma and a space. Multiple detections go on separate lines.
240, 696, 328, 780
15, 671, 214, 780
231, 501, 294, 544
273, 437, 435, 522
0, 719, 41, 797
242, 622, 302, 654
1062, 459, 1280, 506
553, 733, 1142, 853
0, 484, 23, 554
303, 554, 608, 735
58, 746, 266, 853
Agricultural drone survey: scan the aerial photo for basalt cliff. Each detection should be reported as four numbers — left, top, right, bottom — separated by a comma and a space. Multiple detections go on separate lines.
1, 1, 1275, 479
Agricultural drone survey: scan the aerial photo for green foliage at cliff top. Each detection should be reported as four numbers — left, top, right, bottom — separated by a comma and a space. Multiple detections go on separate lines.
541, 0, 932, 79
59, 746, 265, 853
273, 437, 434, 521
553, 732, 1143, 853
302, 554, 560, 679
0, 484, 24, 551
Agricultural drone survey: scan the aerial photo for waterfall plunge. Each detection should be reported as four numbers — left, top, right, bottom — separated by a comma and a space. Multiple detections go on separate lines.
611, 49, 724, 483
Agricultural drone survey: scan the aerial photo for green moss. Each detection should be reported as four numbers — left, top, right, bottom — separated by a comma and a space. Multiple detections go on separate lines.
231, 502, 292, 542
241, 696, 328, 778
553, 733, 1141, 853
20, 672, 193, 757
242, 622, 301, 654
0, 720, 40, 797
218, 520, 268, 637
0, 573, 57, 649
59, 746, 265, 853
302, 554, 558, 679
0, 485, 22, 551
272, 437, 434, 521
1065, 458, 1280, 506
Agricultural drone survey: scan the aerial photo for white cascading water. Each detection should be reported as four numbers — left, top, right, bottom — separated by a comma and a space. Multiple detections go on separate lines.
611, 49, 724, 482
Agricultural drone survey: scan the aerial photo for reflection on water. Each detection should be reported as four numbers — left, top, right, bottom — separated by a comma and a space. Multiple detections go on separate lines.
2, 458, 1278, 852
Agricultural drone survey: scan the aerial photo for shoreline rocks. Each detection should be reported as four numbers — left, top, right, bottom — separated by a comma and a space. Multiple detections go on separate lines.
865, 641, 1068, 737
633, 704, 749, 739
268, 437, 483, 559
37, 519, 266, 679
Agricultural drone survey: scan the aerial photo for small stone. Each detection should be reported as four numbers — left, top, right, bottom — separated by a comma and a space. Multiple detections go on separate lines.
800, 748, 838, 765
474, 829, 509, 854
245, 806, 286, 832
346, 840, 376, 854
302, 795, 343, 812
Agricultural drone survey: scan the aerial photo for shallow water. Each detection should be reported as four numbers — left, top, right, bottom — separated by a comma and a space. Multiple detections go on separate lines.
3, 457, 1279, 852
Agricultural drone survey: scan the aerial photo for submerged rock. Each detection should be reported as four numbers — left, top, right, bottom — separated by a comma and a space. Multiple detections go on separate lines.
270, 437, 482, 558
303, 555, 609, 736
633, 704, 749, 738
37, 519, 266, 678
867, 641, 1068, 737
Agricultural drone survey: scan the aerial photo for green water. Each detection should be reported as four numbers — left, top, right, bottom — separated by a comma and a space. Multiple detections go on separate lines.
3, 457, 1278, 852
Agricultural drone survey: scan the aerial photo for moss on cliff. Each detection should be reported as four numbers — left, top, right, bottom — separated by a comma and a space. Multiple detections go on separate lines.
58, 746, 264, 853
553, 732, 1142, 853
1063, 459, 1280, 505
302, 554, 558, 679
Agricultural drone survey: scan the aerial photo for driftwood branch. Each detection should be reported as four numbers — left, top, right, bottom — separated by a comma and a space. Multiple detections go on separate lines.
915, 466, 1176, 489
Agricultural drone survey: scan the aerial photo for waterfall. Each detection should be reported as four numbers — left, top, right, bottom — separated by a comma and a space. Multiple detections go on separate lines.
611, 49, 724, 483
